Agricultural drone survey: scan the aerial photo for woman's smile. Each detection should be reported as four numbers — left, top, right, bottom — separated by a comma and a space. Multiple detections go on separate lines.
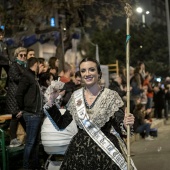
80, 61, 99, 87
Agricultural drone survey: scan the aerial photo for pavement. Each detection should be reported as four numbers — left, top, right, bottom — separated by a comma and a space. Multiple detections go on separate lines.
131, 118, 170, 170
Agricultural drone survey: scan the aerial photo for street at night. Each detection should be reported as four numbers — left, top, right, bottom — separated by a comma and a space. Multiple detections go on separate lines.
1, 0, 170, 170
132, 119, 170, 170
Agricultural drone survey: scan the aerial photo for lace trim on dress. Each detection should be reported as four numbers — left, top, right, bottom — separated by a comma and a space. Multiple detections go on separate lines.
68, 88, 124, 129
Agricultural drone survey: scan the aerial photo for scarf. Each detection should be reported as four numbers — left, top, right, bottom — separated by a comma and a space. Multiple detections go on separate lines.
15, 58, 27, 68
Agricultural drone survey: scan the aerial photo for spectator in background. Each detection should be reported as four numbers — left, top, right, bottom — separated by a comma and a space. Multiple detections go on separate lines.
39, 72, 54, 104
164, 85, 170, 120
133, 103, 154, 140
37, 58, 46, 79
143, 74, 153, 109
109, 73, 126, 99
164, 77, 170, 120
6, 47, 27, 147
74, 71, 82, 89
130, 66, 144, 102
130, 66, 135, 81
48, 56, 59, 80
140, 85, 148, 106
60, 62, 73, 83
119, 65, 127, 88
26, 48, 35, 60
153, 83, 165, 119
16, 57, 43, 170
0, 28, 10, 90
37, 57, 45, 65
138, 61, 146, 84
59, 62, 74, 106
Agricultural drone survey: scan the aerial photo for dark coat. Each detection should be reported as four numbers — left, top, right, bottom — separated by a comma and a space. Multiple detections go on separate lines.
5, 61, 26, 114
16, 69, 43, 114
61, 80, 77, 107
153, 89, 165, 109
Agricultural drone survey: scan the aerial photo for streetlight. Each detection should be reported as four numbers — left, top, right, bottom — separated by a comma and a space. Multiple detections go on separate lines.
136, 7, 150, 27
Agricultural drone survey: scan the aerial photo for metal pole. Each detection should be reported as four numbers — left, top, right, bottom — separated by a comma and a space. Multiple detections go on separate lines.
165, 0, 170, 73
60, 25, 65, 72
142, 14, 146, 27
124, 3, 133, 170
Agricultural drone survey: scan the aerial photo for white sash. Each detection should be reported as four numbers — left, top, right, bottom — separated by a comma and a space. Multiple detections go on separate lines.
74, 88, 137, 170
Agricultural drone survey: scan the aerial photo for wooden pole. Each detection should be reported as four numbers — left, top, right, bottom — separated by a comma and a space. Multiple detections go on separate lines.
124, 3, 133, 170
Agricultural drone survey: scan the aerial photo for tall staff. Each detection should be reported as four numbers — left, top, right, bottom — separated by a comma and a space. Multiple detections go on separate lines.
124, 3, 133, 170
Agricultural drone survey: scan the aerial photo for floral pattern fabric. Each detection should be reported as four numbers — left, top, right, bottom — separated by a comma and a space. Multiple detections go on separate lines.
60, 88, 127, 170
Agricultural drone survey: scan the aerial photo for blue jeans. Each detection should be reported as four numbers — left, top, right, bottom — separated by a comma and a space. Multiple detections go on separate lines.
136, 123, 151, 137
23, 112, 43, 169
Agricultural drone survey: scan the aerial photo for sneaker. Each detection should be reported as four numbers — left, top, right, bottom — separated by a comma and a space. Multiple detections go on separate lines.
145, 136, 154, 141
9, 138, 22, 147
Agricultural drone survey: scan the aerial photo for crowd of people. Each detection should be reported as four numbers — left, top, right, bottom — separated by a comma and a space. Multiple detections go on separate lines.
0, 26, 169, 169
109, 61, 170, 141
0, 43, 136, 169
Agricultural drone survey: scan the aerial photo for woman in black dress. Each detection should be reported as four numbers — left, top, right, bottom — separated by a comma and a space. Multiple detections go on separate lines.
47, 58, 136, 170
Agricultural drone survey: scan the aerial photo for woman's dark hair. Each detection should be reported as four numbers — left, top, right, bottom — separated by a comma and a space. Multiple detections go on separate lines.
134, 66, 141, 74
79, 58, 102, 78
39, 72, 54, 87
75, 71, 81, 78
49, 56, 58, 69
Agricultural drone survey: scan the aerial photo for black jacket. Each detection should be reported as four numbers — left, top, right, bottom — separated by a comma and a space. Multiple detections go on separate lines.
16, 69, 43, 114
61, 80, 80, 107
6, 61, 26, 114
153, 88, 165, 109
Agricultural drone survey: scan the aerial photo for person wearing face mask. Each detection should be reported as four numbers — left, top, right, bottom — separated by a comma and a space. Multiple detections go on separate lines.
45, 58, 136, 170
5, 47, 27, 147
16, 57, 43, 170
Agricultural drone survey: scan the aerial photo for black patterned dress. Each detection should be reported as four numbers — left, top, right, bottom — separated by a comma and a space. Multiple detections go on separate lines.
47, 88, 131, 170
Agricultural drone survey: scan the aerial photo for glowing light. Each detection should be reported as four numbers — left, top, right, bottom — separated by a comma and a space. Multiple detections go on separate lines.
146, 11, 150, 14
50, 17, 55, 27
136, 7, 143, 13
